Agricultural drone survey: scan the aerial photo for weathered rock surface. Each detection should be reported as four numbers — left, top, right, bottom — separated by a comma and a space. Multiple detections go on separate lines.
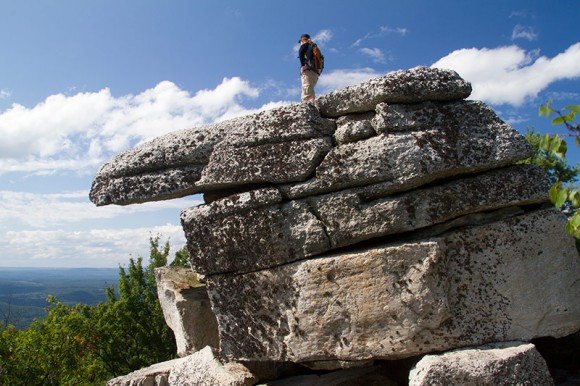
207, 209, 580, 363
168, 346, 255, 386
94, 67, 580, 385
107, 347, 255, 386
89, 102, 334, 206
106, 357, 181, 386
155, 267, 219, 357
88, 67, 479, 207
182, 165, 549, 275
282, 101, 533, 199
408, 341, 554, 386
317, 66, 472, 117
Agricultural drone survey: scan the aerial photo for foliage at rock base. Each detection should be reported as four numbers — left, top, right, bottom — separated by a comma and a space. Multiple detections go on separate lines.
0, 236, 187, 385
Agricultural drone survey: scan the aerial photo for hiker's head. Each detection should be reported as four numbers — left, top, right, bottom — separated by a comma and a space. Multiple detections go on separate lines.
299, 34, 311, 44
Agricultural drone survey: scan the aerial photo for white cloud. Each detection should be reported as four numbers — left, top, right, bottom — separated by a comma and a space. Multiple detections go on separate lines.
431, 43, 580, 106
1, 225, 187, 268
511, 24, 538, 41
0, 77, 269, 175
318, 68, 383, 93
379, 26, 407, 36
360, 48, 388, 64
0, 89, 10, 99
352, 26, 407, 47
0, 189, 202, 268
0, 190, 203, 229
313, 29, 333, 45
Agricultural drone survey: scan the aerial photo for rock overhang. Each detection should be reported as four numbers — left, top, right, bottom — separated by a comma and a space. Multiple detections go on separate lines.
89, 67, 475, 207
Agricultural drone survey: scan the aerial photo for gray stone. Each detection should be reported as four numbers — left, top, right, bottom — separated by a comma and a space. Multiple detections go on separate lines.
168, 346, 255, 386
408, 342, 554, 386
90, 69, 473, 206
106, 357, 181, 386
155, 267, 219, 357
334, 113, 376, 145
308, 165, 549, 249
90, 165, 204, 206
182, 165, 549, 275
206, 209, 580, 363
372, 100, 506, 134
181, 194, 330, 275
107, 347, 255, 386
90, 103, 335, 206
317, 67, 472, 117
91, 67, 578, 384
283, 102, 533, 199
196, 138, 332, 189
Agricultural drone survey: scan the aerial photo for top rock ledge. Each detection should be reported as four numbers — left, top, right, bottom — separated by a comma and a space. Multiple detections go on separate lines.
317, 66, 472, 117
89, 67, 472, 206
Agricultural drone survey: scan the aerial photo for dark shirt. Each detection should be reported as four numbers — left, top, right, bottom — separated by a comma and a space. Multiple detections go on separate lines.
299, 42, 311, 67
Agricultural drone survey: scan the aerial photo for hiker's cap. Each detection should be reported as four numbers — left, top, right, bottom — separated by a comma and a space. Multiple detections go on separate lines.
299, 34, 310, 43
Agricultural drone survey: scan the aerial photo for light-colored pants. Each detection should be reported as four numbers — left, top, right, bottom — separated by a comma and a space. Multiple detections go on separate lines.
301, 70, 319, 102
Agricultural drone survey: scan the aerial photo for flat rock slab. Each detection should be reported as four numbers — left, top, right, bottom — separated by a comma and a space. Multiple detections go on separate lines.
408, 342, 554, 386
182, 165, 549, 275
107, 346, 255, 386
317, 67, 472, 117
196, 138, 333, 189
90, 103, 334, 206
283, 101, 533, 199
90, 68, 476, 206
206, 209, 580, 363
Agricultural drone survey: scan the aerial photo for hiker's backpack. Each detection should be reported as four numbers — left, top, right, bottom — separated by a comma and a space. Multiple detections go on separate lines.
308, 43, 325, 74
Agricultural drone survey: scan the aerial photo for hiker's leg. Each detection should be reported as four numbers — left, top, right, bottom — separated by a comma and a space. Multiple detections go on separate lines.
301, 71, 318, 102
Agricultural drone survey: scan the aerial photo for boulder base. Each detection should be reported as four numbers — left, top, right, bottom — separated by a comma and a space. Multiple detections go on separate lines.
408, 342, 554, 386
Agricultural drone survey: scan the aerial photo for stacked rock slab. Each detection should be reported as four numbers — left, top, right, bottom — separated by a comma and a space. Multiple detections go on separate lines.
90, 67, 580, 383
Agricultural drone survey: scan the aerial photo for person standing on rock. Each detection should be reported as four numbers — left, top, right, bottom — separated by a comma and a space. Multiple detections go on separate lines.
298, 34, 319, 103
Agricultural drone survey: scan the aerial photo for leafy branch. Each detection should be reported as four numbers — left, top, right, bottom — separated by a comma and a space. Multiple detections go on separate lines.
539, 100, 580, 143
533, 101, 580, 238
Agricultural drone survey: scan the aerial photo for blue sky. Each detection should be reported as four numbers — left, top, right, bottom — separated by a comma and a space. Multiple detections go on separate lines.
0, 0, 579, 267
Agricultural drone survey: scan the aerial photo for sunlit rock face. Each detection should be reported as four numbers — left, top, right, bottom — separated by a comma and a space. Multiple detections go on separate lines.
93, 67, 580, 385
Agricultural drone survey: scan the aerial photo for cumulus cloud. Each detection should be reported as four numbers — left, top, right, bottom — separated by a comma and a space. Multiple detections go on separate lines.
1, 225, 187, 268
0, 190, 202, 228
0, 189, 202, 267
0, 77, 267, 175
360, 48, 388, 64
511, 24, 538, 41
318, 68, 383, 93
431, 43, 580, 106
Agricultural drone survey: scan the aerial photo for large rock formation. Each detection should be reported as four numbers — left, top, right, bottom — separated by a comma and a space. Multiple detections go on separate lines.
92, 67, 580, 385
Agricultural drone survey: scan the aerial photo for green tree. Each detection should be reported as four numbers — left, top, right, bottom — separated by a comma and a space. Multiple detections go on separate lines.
0, 235, 183, 385
520, 129, 579, 185
0, 298, 107, 385
524, 101, 580, 239
92, 235, 176, 376
170, 244, 190, 267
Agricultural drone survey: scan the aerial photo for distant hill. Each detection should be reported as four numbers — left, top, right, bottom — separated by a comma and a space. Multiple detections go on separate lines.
0, 267, 118, 329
